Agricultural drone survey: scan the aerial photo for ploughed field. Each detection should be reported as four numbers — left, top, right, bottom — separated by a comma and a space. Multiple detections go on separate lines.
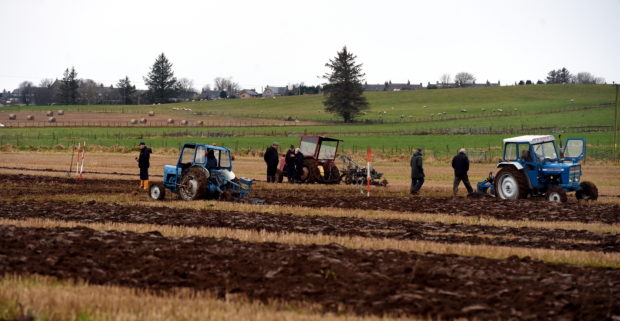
1, 172, 619, 321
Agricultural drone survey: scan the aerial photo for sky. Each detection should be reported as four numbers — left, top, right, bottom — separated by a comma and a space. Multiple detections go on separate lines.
1, 0, 619, 91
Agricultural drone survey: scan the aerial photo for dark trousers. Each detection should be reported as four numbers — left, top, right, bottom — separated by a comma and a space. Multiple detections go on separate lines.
139, 167, 149, 180
453, 175, 473, 195
285, 164, 295, 183
266, 164, 277, 182
410, 178, 424, 194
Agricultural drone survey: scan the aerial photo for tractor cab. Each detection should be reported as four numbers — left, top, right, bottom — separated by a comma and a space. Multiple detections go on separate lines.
478, 135, 597, 202
299, 136, 341, 161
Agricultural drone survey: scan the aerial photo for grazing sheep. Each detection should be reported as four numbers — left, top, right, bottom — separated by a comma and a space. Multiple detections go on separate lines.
57, 110, 64, 115
148, 111, 155, 116
48, 117, 56, 123
8, 114, 16, 120
26, 115, 34, 120
139, 118, 147, 124
130, 119, 137, 124
461, 109, 467, 113
46, 111, 53, 116
167, 119, 174, 124
180, 120, 188, 125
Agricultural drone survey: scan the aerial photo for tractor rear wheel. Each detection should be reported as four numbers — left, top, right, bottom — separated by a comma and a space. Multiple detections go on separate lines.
300, 159, 320, 183
576, 181, 598, 201
324, 165, 341, 184
149, 182, 166, 200
546, 185, 567, 203
494, 167, 529, 200
178, 167, 207, 200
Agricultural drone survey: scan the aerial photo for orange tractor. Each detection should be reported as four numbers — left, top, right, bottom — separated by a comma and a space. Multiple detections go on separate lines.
276, 136, 342, 184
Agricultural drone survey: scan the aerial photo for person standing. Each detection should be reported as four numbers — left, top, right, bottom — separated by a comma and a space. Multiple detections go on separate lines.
285, 145, 296, 183
294, 148, 305, 183
135, 142, 152, 190
410, 148, 424, 195
263, 142, 280, 183
452, 148, 474, 196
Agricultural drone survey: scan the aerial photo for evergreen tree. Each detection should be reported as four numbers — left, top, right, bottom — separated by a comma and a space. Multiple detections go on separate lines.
144, 53, 178, 103
322, 46, 369, 122
117, 76, 136, 104
58, 67, 79, 104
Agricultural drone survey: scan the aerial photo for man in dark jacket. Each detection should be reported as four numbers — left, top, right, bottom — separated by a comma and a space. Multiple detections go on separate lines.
285, 145, 296, 183
452, 148, 473, 196
135, 142, 152, 190
294, 148, 305, 183
263, 142, 280, 183
410, 149, 424, 194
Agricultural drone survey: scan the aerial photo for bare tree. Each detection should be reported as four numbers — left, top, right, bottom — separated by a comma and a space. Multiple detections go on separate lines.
454, 72, 476, 86
177, 77, 196, 93
39, 78, 54, 88
439, 73, 451, 85
202, 84, 211, 92
575, 72, 605, 84
213, 77, 240, 97
79, 79, 100, 105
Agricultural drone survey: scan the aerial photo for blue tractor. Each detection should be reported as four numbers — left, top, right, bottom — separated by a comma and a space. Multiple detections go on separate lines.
148, 143, 254, 201
476, 135, 598, 202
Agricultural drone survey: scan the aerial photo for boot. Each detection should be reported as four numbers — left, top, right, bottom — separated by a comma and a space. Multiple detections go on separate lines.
143, 180, 149, 190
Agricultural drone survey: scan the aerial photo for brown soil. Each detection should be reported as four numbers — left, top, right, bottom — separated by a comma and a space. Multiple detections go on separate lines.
1, 225, 619, 320
2, 173, 619, 224
252, 187, 620, 224
1, 200, 617, 253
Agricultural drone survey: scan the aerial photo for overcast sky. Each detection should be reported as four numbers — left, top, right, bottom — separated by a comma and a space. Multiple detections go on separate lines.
1, 0, 619, 91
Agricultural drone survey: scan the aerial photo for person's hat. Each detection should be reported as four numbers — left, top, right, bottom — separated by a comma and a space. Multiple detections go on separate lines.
459, 148, 466, 154
289, 144, 295, 149
272, 142, 280, 146
138, 142, 145, 146
295, 148, 301, 153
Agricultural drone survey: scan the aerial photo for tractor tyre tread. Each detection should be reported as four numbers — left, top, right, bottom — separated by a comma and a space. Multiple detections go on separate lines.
179, 167, 208, 201
577, 181, 598, 201
302, 159, 320, 184
494, 166, 529, 200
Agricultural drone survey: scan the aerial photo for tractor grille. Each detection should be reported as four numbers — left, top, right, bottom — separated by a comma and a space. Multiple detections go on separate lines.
569, 166, 581, 183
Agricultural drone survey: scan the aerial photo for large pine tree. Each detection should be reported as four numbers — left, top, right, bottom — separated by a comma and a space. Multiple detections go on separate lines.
323, 46, 369, 122
117, 76, 136, 104
58, 67, 79, 105
144, 53, 178, 103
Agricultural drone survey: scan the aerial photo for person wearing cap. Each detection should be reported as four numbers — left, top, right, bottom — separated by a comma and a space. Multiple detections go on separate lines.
410, 148, 424, 195
452, 148, 473, 196
135, 142, 152, 190
285, 145, 296, 183
263, 142, 280, 183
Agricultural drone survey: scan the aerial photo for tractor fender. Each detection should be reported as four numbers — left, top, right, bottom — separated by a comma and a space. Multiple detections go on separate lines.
188, 165, 210, 179
496, 161, 523, 170
496, 162, 533, 189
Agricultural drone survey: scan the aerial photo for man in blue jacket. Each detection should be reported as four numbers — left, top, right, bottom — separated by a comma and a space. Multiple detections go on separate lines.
452, 148, 473, 196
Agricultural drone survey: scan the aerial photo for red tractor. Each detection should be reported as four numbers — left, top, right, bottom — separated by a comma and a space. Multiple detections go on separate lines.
276, 136, 342, 184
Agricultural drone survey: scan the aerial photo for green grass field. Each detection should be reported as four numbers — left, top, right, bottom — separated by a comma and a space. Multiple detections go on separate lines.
1, 84, 618, 159
2, 84, 616, 122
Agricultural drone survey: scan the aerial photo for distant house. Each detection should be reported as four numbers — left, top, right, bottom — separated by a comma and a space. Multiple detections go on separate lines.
239, 89, 260, 99
200, 89, 222, 100
363, 82, 423, 92
263, 85, 288, 97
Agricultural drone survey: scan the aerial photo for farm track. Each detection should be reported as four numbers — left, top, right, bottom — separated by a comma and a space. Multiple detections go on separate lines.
2, 173, 619, 224
1, 224, 619, 320
1, 200, 618, 253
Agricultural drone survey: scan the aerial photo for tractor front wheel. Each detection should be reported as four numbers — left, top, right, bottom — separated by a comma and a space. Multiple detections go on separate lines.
178, 167, 207, 200
576, 181, 598, 201
494, 167, 529, 200
149, 183, 166, 200
546, 185, 567, 203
